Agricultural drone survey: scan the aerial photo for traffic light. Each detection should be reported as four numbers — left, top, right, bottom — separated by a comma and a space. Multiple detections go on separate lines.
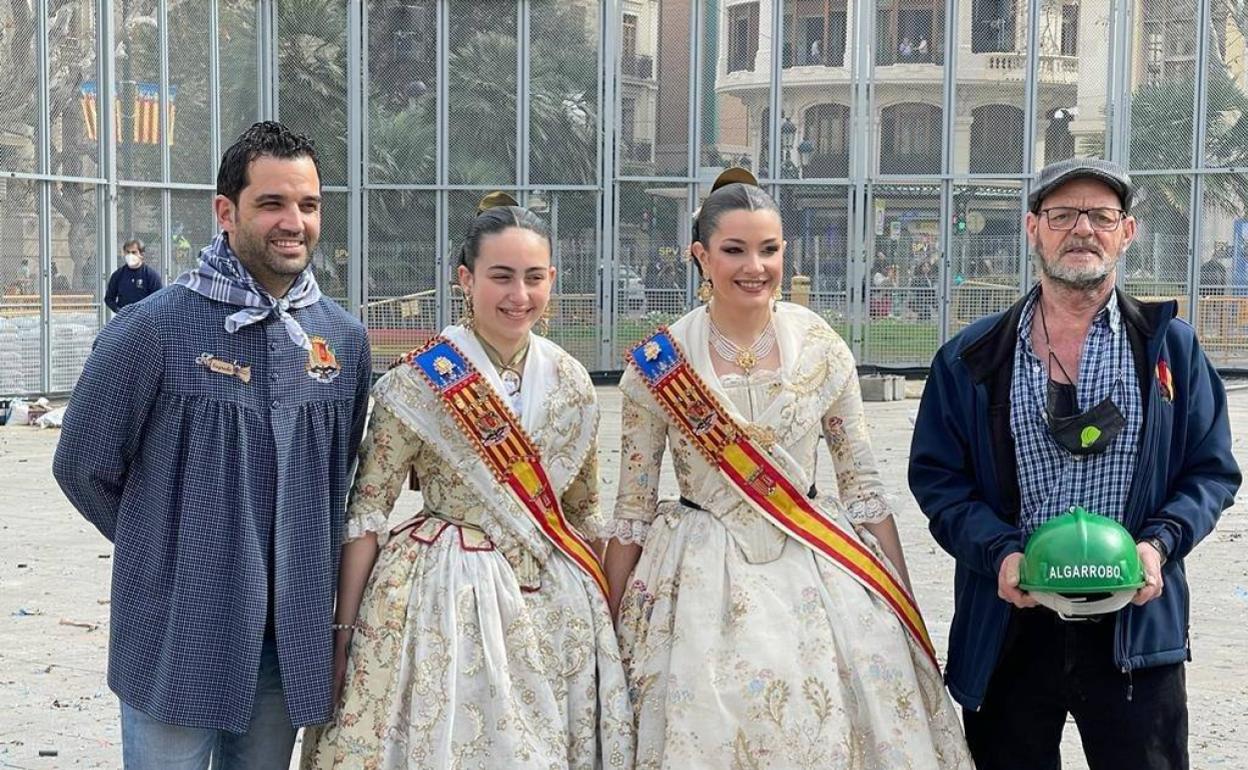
952, 191, 972, 235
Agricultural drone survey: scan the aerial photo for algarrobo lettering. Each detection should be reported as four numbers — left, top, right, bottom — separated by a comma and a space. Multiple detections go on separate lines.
1047, 563, 1123, 580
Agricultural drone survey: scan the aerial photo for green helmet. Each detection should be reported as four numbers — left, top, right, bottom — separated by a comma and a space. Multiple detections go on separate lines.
1019, 507, 1145, 617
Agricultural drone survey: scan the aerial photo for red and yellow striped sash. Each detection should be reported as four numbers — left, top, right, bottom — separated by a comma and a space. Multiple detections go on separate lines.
407, 337, 607, 596
628, 329, 938, 669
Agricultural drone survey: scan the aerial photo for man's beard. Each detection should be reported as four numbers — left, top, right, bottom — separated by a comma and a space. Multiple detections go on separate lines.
1034, 239, 1118, 291
231, 224, 313, 280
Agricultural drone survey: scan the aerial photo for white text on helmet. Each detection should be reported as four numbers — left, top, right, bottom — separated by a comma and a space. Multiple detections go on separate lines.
1047, 564, 1123, 580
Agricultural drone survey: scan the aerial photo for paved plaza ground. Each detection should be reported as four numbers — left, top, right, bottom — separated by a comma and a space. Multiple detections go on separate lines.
2, 385, 1245, 769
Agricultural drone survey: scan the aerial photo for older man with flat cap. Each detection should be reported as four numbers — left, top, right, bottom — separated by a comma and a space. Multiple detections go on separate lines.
908, 157, 1240, 769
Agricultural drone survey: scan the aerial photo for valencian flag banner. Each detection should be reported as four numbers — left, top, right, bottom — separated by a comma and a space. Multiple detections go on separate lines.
79, 82, 118, 142
80, 81, 177, 145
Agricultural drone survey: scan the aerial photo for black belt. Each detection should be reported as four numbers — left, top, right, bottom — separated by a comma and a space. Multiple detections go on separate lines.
679, 484, 818, 512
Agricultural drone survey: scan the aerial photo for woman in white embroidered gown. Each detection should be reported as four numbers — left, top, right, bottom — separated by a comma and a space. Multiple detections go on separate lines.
304, 196, 633, 769
603, 172, 972, 770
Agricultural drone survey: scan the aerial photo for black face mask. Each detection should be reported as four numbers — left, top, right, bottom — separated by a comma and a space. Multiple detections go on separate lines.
1044, 379, 1125, 455
1036, 295, 1125, 456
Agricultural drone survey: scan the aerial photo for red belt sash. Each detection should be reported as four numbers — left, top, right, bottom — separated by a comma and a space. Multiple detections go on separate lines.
406, 336, 607, 596
627, 329, 938, 669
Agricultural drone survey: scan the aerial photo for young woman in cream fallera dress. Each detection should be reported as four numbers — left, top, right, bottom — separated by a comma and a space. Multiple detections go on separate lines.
603, 171, 972, 770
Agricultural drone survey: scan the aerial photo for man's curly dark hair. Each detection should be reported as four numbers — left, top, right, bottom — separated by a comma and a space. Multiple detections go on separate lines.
215, 121, 320, 204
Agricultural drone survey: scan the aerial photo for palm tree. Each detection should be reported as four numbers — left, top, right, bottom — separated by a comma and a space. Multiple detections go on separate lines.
276, 0, 349, 183
366, 3, 599, 234
1125, 68, 1248, 238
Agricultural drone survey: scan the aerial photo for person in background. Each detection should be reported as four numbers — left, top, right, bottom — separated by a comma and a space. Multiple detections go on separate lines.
51, 262, 71, 293
104, 239, 162, 312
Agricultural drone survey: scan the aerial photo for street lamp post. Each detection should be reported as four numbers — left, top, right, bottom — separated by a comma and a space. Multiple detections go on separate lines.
780, 114, 797, 178
795, 136, 815, 280
797, 138, 814, 179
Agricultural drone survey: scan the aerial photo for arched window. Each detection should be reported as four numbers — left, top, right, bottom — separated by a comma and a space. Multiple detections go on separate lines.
803, 104, 851, 177
969, 105, 1024, 173
880, 103, 942, 174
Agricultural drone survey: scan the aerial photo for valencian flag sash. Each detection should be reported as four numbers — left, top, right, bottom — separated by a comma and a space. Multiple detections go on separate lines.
628, 328, 938, 669
406, 336, 608, 596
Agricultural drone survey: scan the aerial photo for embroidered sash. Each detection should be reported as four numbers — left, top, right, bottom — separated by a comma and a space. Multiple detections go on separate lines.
406, 336, 608, 596
628, 329, 938, 669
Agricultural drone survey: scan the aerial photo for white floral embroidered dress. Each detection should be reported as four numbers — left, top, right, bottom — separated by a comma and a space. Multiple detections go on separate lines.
610, 303, 972, 770
303, 325, 634, 770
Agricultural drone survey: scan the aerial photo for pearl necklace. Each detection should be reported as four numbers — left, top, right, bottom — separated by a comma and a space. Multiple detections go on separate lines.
474, 331, 529, 399
708, 315, 776, 375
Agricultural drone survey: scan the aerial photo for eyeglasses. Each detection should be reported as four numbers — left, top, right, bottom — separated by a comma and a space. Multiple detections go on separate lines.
1039, 207, 1126, 232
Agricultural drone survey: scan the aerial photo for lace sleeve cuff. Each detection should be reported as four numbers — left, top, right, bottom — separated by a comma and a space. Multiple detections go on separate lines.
604, 518, 651, 546
844, 493, 894, 524
345, 507, 390, 544
572, 512, 610, 542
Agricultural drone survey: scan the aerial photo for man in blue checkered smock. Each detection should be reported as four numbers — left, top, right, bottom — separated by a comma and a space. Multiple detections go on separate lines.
53, 122, 372, 770
910, 158, 1239, 770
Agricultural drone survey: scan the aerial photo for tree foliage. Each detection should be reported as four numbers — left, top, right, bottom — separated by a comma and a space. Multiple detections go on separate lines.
1126, 67, 1248, 233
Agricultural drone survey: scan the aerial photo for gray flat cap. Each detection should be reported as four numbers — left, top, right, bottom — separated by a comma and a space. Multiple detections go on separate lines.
1028, 157, 1133, 213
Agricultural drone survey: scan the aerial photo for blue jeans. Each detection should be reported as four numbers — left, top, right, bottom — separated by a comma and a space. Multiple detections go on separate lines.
120, 638, 296, 770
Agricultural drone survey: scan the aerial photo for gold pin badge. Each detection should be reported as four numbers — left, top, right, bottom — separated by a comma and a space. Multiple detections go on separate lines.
195, 353, 252, 384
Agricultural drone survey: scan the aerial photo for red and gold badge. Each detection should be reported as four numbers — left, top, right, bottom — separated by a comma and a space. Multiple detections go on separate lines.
1156, 359, 1175, 403
307, 336, 341, 383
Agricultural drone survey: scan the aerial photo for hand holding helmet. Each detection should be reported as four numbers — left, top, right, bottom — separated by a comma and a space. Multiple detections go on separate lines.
1017, 507, 1146, 618
997, 552, 1038, 609
1132, 539, 1165, 606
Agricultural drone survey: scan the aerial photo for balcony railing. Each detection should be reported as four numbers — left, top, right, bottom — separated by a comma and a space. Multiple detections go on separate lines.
879, 152, 941, 175
805, 152, 850, 178
727, 47, 755, 73
978, 52, 1080, 82
621, 53, 654, 79
782, 46, 846, 68
876, 46, 944, 65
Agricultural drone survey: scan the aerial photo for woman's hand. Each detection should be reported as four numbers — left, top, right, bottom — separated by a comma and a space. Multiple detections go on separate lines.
604, 539, 644, 625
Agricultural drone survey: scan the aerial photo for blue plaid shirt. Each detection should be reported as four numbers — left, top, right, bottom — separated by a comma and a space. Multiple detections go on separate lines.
53, 284, 371, 732
1010, 287, 1142, 538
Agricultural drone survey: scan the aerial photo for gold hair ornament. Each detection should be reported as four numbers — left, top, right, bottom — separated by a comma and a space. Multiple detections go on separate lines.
475, 191, 520, 216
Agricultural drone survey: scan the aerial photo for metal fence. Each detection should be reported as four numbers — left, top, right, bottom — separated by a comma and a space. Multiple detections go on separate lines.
3, 0, 1247, 396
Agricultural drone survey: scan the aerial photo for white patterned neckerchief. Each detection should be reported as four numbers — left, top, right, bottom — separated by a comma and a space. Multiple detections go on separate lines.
174, 232, 322, 350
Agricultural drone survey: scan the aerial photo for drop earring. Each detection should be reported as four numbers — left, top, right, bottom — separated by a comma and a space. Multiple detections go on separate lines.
458, 287, 475, 329
697, 278, 713, 303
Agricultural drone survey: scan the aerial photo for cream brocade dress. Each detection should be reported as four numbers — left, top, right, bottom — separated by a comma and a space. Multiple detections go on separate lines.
303, 326, 634, 770
610, 304, 972, 770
